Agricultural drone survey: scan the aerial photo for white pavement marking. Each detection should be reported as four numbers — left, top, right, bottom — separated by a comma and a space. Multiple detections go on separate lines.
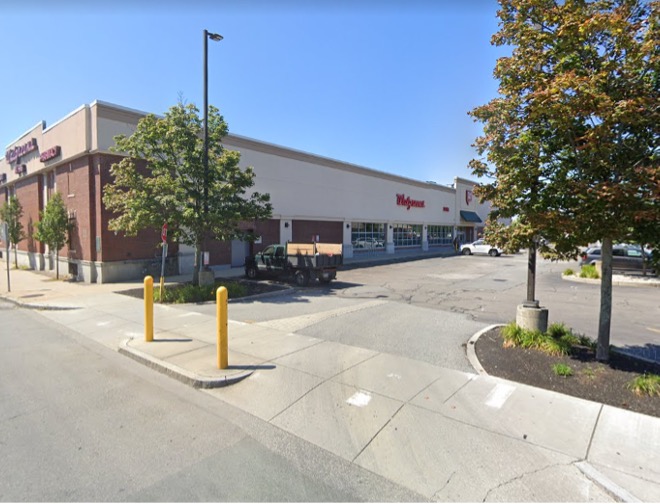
347, 391, 372, 408
484, 383, 516, 409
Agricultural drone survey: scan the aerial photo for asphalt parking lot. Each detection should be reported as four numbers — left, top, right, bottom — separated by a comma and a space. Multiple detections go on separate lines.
186, 252, 659, 368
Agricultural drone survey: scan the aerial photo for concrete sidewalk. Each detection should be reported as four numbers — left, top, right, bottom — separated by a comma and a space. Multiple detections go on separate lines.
2, 265, 660, 502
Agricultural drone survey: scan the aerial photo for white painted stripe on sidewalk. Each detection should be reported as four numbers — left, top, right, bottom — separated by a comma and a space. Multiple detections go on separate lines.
347, 391, 372, 407
484, 383, 516, 409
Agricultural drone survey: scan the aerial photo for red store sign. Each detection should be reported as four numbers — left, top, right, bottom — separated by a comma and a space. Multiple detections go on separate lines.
5, 138, 37, 163
396, 193, 425, 210
40, 145, 61, 162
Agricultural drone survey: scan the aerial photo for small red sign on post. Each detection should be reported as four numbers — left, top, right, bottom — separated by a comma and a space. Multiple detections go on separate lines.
161, 223, 168, 243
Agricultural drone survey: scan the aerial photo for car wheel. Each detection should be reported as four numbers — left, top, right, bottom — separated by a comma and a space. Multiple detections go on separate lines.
489, 249, 498, 257
462, 248, 472, 255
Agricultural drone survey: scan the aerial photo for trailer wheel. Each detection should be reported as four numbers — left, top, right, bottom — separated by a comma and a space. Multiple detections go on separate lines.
319, 271, 336, 284
294, 270, 310, 287
246, 265, 258, 279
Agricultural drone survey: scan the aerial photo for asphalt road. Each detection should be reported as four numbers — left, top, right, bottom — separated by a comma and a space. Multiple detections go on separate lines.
0, 300, 426, 502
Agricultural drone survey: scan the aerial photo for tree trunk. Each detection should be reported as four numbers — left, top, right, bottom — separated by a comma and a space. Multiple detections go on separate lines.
524, 243, 538, 307
13, 244, 18, 269
596, 237, 613, 362
55, 250, 60, 280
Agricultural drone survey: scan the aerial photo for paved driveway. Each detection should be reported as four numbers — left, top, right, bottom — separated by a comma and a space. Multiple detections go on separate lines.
184, 252, 659, 367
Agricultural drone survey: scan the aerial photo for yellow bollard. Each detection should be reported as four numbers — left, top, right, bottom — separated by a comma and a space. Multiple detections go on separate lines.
216, 286, 228, 369
144, 275, 154, 342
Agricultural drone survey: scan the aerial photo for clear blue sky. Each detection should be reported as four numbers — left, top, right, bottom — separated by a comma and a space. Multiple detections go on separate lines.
1, 0, 507, 186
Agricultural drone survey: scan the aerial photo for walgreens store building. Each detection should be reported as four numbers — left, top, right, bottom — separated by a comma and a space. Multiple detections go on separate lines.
1, 101, 491, 283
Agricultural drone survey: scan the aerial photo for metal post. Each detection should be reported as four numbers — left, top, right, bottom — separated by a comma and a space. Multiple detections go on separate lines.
4, 223, 10, 293
216, 286, 228, 369
202, 30, 222, 277
203, 29, 209, 217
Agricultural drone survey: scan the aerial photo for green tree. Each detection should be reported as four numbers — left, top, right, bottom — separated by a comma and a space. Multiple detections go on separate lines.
469, 0, 659, 361
0, 197, 26, 268
34, 192, 70, 280
103, 102, 272, 285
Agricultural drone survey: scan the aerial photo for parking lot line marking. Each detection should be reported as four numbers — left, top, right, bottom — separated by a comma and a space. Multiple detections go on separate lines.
485, 383, 516, 409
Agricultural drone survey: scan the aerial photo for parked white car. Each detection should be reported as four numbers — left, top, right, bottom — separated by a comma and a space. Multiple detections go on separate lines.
460, 239, 503, 257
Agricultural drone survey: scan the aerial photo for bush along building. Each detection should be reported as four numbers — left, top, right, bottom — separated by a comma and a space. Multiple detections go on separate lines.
1, 100, 494, 283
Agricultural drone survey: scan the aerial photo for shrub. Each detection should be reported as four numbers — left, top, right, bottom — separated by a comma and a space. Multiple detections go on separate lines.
579, 264, 600, 279
552, 363, 573, 377
627, 374, 660, 397
501, 322, 522, 347
541, 337, 572, 356
501, 321, 587, 357
547, 322, 569, 339
155, 281, 248, 304
563, 268, 575, 276
578, 335, 597, 350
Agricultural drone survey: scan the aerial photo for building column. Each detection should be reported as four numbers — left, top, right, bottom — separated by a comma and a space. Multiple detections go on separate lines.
385, 223, 395, 254
343, 221, 353, 258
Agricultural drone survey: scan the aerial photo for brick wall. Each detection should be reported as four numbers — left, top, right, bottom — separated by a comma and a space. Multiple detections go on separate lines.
14, 175, 42, 254
246, 219, 280, 255
55, 157, 92, 260
292, 219, 342, 244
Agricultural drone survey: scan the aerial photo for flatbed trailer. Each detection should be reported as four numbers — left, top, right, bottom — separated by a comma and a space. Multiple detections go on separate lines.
244, 242, 343, 286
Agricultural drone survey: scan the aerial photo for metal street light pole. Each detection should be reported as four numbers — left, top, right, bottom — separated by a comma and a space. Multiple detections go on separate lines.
201, 29, 223, 277
203, 29, 223, 216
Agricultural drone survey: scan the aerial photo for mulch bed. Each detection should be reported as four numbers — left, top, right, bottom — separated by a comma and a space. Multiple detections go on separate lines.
116, 277, 288, 301
475, 327, 660, 418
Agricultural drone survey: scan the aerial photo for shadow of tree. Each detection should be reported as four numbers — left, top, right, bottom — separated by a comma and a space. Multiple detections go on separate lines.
614, 343, 660, 368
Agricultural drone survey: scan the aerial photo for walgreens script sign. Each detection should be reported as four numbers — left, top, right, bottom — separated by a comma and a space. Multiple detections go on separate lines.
396, 193, 425, 210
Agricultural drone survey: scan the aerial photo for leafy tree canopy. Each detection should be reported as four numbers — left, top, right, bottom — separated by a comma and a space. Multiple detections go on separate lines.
0, 196, 26, 268
469, 0, 659, 258
34, 192, 69, 279
0, 197, 25, 247
103, 102, 273, 255
34, 192, 69, 252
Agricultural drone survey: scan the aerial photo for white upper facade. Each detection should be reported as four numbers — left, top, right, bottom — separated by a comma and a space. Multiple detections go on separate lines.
2, 100, 493, 227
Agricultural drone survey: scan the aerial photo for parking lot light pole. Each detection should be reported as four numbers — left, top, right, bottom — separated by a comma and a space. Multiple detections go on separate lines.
201, 29, 223, 276
203, 29, 223, 216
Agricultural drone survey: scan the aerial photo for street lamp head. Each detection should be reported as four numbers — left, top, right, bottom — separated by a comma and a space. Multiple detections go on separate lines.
207, 32, 223, 42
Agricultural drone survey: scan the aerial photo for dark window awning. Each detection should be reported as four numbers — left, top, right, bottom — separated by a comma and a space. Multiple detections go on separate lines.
460, 210, 483, 223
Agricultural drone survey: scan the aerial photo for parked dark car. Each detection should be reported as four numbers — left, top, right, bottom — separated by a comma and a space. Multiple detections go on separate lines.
579, 245, 655, 274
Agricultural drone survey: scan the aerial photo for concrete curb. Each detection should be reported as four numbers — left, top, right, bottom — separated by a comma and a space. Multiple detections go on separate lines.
467, 325, 643, 503
562, 274, 660, 288
575, 462, 641, 503
465, 323, 503, 376
0, 294, 81, 311
118, 338, 254, 389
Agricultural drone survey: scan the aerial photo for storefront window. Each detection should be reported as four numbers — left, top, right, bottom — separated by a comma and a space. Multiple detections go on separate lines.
393, 224, 422, 247
427, 225, 453, 245
351, 222, 385, 250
